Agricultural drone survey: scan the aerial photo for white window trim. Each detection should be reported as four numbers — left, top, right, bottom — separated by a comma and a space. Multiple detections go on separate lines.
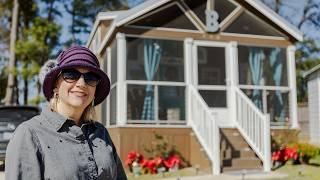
221, 32, 287, 41
126, 24, 202, 34
116, 33, 127, 126
125, 33, 187, 41
287, 45, 298, 128
239, 85, 290, 91
197, 85, 227, 91
106, 47, 111, 127
126, 80, 185, 86
108, 124, 188, 128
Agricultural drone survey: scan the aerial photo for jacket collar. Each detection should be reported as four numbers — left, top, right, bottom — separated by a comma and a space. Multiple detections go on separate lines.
41, 106, 97, 131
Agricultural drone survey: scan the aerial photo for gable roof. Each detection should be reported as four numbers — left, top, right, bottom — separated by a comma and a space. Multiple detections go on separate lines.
304, 64, 320, 79
244, 0, 302, 42
87, 0, 303, 53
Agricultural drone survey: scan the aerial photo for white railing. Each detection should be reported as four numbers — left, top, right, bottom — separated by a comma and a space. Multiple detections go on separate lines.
187, 86, 220, 174
235, 88, 271, 171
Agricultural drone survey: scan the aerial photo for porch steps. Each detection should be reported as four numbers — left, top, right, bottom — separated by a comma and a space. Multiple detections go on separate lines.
220, 128, 263, 172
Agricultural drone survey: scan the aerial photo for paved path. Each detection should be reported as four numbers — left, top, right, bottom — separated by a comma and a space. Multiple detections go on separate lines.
162, 171, 288, 180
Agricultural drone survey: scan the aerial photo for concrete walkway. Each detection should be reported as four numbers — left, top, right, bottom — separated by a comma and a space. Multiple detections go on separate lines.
162, 171, 288, 180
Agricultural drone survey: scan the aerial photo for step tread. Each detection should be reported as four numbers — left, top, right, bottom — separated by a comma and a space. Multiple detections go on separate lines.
220, 128, 262, 170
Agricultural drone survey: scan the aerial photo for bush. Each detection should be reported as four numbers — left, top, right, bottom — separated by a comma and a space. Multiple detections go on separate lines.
288, 142, 320, 164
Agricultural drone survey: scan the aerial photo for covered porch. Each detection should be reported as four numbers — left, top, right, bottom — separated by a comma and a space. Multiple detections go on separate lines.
101, 33, 298, 129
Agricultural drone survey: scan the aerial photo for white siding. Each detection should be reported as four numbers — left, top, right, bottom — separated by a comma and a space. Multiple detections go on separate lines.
308, 77, 320, 144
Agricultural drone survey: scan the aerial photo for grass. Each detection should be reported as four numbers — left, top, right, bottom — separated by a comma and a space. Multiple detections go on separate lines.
271, 164, 320, 180
127, 167, 207, 180
270, 155, 320, 180
126, 156, 320, 180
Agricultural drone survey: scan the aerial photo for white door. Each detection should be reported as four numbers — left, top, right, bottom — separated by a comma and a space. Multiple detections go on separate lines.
193, 41, 232, 127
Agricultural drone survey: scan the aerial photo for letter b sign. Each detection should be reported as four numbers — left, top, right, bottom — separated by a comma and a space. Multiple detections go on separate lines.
206, 10, 219, 32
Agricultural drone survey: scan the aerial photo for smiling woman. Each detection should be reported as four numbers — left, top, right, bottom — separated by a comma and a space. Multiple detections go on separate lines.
5, 46, 127, 180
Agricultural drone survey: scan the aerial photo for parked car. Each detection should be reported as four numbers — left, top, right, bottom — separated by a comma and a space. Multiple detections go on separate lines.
0, 106, 40, 162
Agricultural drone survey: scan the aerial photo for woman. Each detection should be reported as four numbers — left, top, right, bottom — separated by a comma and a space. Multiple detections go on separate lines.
5, 46, 127, 180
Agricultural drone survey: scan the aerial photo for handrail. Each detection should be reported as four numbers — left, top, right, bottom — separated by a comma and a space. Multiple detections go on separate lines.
187, 85, 220, 174
234, 88, 271, 171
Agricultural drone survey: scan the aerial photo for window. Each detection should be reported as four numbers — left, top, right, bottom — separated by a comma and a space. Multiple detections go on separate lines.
158, 86, 185, 120
198, 46, 226, 85
238, 46, 288, 86
184, 0, 237, 24
242, 89, 290, 124
127, 85, 185, 121
267, 91, 289, 124
125, 37, 186, 123
224, 11, 286, 37
131, 4, 198, 30
126, 37, 184, 82
238, 45, 290, 124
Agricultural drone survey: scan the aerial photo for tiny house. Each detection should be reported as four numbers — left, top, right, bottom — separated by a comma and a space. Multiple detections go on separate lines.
86, 0, 302, 174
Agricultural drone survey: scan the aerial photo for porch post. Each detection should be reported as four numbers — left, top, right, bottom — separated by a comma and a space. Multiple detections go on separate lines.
263, 114, 271, 172
287, 45, 299, 129
228, 41, 238, 127
116, 33, 127, 126
185, 38, 193, 126
106, 47, 112, 127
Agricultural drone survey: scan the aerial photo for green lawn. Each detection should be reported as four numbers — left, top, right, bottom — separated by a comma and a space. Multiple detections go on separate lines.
270, 155, 320, 180
126, 157, 320, 180
127, 167, 206, 180
272, 164, 320, 180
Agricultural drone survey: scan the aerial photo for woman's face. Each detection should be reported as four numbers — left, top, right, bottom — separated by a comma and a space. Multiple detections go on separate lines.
55, 67, 97, 110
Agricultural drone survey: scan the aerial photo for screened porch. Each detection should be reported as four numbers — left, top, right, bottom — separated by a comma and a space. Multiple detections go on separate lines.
100, 33, 297, 128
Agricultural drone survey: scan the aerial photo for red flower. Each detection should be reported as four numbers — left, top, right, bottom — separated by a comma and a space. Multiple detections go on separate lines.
164, 155, 181, 169
125, 151, 143, 167
154, 157, 164, 167
272, 146, 299, 164
272, 150, 282, 161
145, 159, 157, 174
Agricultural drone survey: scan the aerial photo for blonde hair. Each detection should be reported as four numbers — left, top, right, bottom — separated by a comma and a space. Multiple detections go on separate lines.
49, 95, 97, 121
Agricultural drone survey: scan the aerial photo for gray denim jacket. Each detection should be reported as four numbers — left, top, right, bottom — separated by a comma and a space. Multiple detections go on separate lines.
5, 107, 127, 180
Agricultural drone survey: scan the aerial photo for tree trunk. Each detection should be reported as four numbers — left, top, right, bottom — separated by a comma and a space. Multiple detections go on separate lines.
24, 78, 28, 105
4, 0, 19, 105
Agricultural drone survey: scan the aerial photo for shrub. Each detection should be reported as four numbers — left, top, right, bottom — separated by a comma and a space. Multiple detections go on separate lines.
288, 142, 320, 164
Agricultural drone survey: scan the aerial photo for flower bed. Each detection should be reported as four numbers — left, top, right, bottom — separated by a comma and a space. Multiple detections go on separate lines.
271, 134, 320, 168
125, 132, 190, 177
125, 150, 182, 176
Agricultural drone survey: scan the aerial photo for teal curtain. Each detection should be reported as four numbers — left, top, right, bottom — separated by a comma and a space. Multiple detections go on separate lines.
141, 39, 162, 120
269, 48, 285, 121
249, 48, 265, 110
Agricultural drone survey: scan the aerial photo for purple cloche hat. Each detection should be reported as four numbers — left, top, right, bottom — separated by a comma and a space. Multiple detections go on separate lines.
42, 46, 110, 106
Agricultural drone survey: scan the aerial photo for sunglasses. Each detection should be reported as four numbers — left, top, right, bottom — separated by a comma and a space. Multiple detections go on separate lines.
60, 69, 101, 87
